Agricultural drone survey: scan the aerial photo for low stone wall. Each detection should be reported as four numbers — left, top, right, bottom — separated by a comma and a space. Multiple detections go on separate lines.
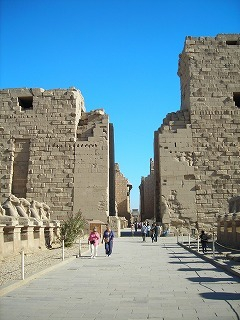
217, 213, 240, 250
0, 221, 60, 259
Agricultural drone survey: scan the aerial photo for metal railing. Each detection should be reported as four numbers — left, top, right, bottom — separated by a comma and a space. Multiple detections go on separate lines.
177, 229, 240, 260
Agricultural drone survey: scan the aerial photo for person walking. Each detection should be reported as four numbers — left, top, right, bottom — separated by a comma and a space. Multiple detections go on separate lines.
131, 223, 134, 236
102, 225, 114, 257
155, 223, 161, 242
88, 226, 100, 259
134, 222, 138, 233
146, 222, 151, 237
151, 223, 156, 243
199, 230, 208, 253
141, 223, 147, 242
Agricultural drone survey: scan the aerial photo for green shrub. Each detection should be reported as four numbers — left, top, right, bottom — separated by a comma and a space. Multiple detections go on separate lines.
60, 210, 86, 247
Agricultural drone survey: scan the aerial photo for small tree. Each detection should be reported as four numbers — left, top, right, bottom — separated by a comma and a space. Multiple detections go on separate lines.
60, 210, 86, 247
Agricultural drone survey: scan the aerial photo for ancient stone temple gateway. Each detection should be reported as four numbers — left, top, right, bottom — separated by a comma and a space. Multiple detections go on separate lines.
0, 87, 117, 222
0, 87, 132, 257
141, 34, 240, 240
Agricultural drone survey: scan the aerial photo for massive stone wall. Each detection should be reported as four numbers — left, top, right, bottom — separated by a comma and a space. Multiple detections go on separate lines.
139, 159, 155, 221
114, 163, 132, 225
73, 109, 110, 222
181, 34, 240, 228
155, 110, 196, 230
155, 34, 240, 232
0, 87, 113, 222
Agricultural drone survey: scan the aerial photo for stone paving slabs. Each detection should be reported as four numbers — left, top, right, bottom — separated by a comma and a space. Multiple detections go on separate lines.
0, 236, 240, 320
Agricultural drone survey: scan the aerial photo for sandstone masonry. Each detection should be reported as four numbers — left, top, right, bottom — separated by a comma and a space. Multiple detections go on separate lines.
115, 163, 132, 225
153, 34, 240, 233
0, 87, 116, 222
139, 159, 155, 222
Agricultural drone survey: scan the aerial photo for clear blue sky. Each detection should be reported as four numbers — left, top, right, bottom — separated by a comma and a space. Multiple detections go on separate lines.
0, 0, 239, 209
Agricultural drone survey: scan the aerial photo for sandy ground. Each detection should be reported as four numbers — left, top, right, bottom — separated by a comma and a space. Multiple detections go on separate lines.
0, 241, 90, 287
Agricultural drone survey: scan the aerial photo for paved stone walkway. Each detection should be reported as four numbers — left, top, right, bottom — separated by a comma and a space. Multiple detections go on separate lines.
0, 236, 240, 320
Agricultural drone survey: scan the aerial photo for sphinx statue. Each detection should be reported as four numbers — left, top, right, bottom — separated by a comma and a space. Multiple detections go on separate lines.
2, 194, 19, 218
41, 203, 51, 220
1, 194, 52, 223
16, 198, 30, 218
30, 200, 41, 219
37, 201, 48, 220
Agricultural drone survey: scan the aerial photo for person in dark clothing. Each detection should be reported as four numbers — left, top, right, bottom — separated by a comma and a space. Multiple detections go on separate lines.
151, 223, 156, 243
102, 225, 114, 257
199, 230, 208, 253
141, 223, 147, 242
134, 222, 138, 233
154, 224, 161, 242
146, 222, 151, 237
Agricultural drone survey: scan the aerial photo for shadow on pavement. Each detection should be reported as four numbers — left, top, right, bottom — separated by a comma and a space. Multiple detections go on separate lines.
168, 255, 207, 259
161, 245, 180, 248
178, 267, 216, 272
168, 261, 206, 264
187, 276, 238, 283
200, 292, 240, 300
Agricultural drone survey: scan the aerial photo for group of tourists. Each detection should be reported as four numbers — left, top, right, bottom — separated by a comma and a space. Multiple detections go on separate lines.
138, 221, 209, 253
140, 222, 162, 242
88, 224, 114, 259
87, 220, 164, 259
88, 222, 209, 258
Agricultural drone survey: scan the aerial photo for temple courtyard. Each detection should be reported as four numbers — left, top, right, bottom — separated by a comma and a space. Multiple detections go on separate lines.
0, 234, 240, 320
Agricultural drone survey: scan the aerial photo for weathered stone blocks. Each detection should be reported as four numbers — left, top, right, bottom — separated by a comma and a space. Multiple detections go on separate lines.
0, 87, 115, 224
153, 34, 240, 232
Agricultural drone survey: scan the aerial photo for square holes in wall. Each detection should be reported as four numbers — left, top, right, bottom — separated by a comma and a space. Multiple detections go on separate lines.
233, 93, 240, 108
226, 40, 238, 46
18, 96, 33, 110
